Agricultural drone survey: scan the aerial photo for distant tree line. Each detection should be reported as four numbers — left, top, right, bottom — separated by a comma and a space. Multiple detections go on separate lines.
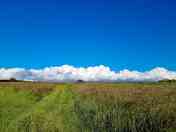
159, 79, 176, 83
0, 78, 20, 82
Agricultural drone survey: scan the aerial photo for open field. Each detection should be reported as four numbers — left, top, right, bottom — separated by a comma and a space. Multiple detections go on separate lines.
0, 82, 176, 132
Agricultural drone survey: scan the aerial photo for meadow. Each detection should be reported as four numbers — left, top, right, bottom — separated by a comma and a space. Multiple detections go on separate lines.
0, 81, 175, 132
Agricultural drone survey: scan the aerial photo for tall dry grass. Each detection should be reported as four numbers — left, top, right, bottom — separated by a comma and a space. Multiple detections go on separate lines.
0, 82, 175, 132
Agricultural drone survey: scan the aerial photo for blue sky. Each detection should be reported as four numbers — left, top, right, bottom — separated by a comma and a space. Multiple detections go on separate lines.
0, 0, 176, 71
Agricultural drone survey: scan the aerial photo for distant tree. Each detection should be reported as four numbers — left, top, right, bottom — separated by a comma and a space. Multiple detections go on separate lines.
9, 78, 17, 82
76, 80, 85, 83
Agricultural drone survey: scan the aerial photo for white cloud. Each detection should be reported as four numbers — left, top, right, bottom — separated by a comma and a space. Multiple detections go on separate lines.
0, 65, 175, 82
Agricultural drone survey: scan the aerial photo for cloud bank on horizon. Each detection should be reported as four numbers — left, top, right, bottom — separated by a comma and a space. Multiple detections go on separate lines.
0, 65, 176, 82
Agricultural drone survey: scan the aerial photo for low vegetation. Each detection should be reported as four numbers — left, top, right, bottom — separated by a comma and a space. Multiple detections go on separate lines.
0, 82, 175, 132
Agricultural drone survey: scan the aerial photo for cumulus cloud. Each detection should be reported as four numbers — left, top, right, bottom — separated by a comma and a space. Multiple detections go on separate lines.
0, 65, 175, 82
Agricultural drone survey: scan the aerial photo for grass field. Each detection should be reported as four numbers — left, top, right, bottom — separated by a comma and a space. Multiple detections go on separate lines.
0, 82, 175, 132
